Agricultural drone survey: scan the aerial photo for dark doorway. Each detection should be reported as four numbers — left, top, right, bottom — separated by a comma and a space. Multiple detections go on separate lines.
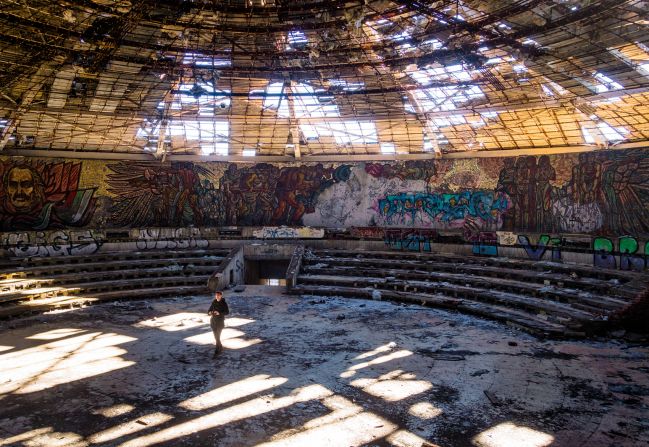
244, 259, 289, 286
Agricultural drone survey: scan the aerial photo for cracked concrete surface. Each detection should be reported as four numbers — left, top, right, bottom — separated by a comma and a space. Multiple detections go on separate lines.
0, 285, 648, 447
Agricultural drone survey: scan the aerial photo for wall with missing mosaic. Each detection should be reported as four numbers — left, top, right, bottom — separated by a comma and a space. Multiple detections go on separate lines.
1, 149, 649, 237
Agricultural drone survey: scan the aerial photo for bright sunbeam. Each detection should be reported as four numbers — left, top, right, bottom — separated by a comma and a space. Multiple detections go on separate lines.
88, 412, 173, 444
473, 422, 555, 447
350, 370, 432, 402
183, 329, 263, 349
408, 402, 442, 419
27, 328, 86, 340
340, 350, 412, 378
137, 312, 209, 332
0, 331, 136, 396
119, 385, 333, 447
91, 404, 135, 418
179, 374, 288, 411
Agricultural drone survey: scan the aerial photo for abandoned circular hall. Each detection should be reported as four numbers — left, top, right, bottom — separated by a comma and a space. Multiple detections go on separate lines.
1, 1, 649, 446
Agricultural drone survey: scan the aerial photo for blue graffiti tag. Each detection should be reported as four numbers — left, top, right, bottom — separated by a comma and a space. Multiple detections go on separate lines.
377, 191, 509, 224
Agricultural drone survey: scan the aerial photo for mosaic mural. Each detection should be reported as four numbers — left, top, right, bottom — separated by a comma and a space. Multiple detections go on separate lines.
0, 160, 96, 231
1, 149, 648, 238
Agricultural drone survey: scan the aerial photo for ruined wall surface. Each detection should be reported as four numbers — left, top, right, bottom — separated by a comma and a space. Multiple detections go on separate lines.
1, 149, 648, 237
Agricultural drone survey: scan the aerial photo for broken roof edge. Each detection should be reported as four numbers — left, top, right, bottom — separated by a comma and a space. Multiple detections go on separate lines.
5, 140, 649, 163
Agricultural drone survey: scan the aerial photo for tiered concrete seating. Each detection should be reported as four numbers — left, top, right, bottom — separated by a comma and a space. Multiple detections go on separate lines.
291, 249, 648, 338
0, 249, 229, 318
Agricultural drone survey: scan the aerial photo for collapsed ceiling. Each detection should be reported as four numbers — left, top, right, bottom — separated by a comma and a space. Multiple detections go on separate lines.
0, 0, 648, 160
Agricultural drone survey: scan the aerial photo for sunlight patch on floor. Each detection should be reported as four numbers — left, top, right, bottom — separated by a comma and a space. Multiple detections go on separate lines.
136, 312, 208, 332
91, 403, 135, 418
0, 331, 136, 396
472, 422, 555, 447
179, 374, 288, 411
27, 328, 86, 340
118, 385, 333, 447
408, 402, 443, 419
88, 412, 173, 444
183, 329, 263, 349
340, 349, 412, 378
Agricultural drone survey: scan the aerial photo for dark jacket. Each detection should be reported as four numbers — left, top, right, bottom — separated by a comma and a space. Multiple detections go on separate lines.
208, 298, 229, 318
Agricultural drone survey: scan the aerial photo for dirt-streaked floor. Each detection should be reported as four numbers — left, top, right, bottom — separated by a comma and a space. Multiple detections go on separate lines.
0, 285, 648, 447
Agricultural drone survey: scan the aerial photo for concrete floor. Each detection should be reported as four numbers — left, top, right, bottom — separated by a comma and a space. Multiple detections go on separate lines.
0, 285, 648, 447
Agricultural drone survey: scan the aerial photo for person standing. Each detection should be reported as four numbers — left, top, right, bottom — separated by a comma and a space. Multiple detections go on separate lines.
207, 291, 229, 358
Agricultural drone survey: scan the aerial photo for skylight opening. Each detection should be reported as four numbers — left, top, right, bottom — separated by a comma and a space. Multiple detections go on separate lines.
408, 64, 483, 112
163, 82, 231, 116
582, 126, 595, 144
541, 84, 554, 96
581, 122, 629, 144
479, 111, 499, 120
288, 30, 308, 47
388, 31, 411, 42
182, 53, 231, 67
260, 82, 340, 118
639, 62, 649, 76
421, 39, 443, 50
598, 122, 627, 141
380, 143, 396, 154
242, 149, 256, 157
299, 121, 378, 145
593, 72, 624, 93
329, 79, 364, 91
137, 118, 229, 155
0, 119, 12, 141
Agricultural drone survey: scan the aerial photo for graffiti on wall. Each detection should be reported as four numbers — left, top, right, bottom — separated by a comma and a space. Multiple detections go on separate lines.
1, 230, 103, 258
135, 228, 209, 250
0, 161, 97, 231
252, 226, 325, 239
376, 191, 509, 227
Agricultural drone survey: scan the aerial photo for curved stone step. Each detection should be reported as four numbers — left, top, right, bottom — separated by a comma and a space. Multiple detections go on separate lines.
290, 284, 578, 338
303, 255, 635, 295
297, 274, 598, 326
300, 264, 630, 312
309, 249, 643, 282
2, 265, 217, 291
0, 256, 223, 280
0, 248, 230, 269
0, 285, 207, 318
0, 274, 210, 304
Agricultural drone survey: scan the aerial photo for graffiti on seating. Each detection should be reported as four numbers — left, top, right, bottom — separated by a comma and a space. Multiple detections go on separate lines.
497, 231, 518, 246
593, 236, 648, 271
350, 227, 385, 239
1, 230, 103, 258
471, 232, 498, 256
518, 234, 563, 261
384, 228, 439, 252
135, 228, 208, 250
253, 226, 324, 239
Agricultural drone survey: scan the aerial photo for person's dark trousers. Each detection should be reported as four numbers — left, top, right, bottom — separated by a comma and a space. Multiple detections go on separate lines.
210, 315, 225, 355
